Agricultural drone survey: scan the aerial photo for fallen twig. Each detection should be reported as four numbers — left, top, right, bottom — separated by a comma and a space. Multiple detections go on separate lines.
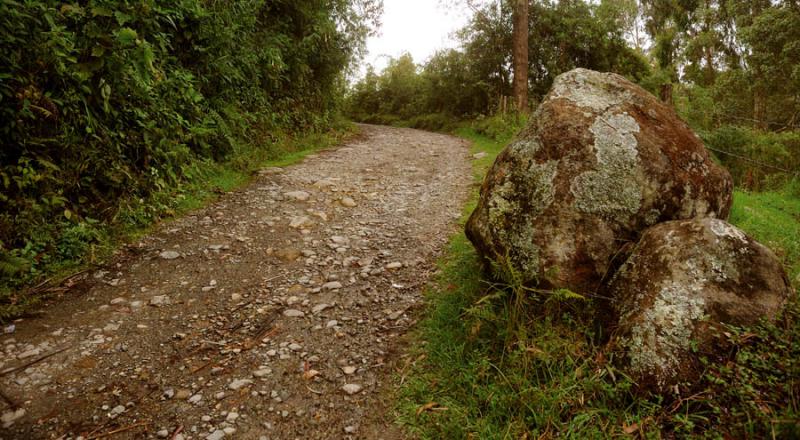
0, 345, 72, 377
170, 425, 184, 440
85, 422, 149, 439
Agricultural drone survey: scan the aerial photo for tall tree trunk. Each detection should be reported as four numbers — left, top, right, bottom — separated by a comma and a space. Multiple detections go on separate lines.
512, 0, 529, 112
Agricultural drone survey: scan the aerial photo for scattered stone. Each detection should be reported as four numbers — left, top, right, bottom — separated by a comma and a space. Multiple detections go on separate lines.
387, 310, 404, 321
340, 197, 357, 207
344, 425, 357, 434
283, 309, 305, 318
322, 281, 342, 290
228, 379, 253, 390
206, 430, 226, 440
157, 429, 169, 438
253, 368, 272, 378
342, 366, 357, 375
289, 216, 313, 229
18, 348, 40, 359
1, 408, 25, 428
259, 166, 283, 175
159, 251, 180, 260
188, 394, 203, 404
149, 295, 169, 306
341, 383, 363, 395
275, 248, 302, 262
285, 190, 311, 202
175, 389, 191, 400
110, 297, 126, 305
312, 303, 331, 314
472, 151, 488, 159
385, 262, 402, 270
226, 412, 239, 422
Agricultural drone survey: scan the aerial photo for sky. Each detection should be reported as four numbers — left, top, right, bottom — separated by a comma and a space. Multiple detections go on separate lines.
361, 0, 471, 75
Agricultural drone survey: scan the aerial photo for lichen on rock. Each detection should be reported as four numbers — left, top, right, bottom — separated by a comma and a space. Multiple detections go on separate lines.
608, 218, 792, 391
465, 68, 733, 294
571, 112, 643, 222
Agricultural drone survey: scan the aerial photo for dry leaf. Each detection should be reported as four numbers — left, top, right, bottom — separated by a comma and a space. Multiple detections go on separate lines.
303, 369, 320, 380
622, 422, 639, 434
416, 402, 439, 416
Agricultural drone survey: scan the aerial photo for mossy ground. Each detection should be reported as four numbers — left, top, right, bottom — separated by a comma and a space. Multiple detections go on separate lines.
396, 124, 800, 438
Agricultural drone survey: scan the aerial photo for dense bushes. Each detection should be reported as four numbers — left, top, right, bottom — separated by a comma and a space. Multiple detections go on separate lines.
0, 0, 377, 306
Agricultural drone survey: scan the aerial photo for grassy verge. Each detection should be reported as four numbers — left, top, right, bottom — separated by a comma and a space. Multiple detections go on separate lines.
0, 124, 356, 320
397, 128, 800, 438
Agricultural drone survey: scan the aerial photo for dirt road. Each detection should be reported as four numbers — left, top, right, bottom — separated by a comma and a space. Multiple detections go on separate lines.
0, 125, 471, 439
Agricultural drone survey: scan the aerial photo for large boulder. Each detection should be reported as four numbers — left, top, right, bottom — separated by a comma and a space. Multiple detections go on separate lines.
607, 218, 792, 391
465, 68, 733, 292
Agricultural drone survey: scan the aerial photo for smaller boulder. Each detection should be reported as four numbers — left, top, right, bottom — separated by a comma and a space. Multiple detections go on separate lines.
607, 218, 792, 391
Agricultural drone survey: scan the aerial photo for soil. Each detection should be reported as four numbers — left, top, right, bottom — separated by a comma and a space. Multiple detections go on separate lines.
0, 125, 472, 440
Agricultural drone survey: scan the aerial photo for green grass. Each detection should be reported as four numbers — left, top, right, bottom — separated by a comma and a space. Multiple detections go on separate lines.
731, 189, 800, 282
0, 126, 354, 320
396, 129, 800, 438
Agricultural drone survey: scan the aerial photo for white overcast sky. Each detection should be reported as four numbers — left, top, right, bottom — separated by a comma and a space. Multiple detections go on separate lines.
361, 0, 471, 75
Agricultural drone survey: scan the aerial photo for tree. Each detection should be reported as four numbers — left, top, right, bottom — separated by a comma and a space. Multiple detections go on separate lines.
512, 0, 529, 112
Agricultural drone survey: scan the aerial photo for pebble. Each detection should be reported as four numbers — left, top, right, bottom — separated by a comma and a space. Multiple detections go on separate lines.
110, 405, 126, 417
253, 368, 272, 378
385, 262, 403, 270
285, 191, 310, 201
206, 430, 225, 440
283, 309, 305, 318
312, 303, 331, 314
229, 379, 253, 390
340, 197, 357, 207
289, 216, 313, 229
226, 412, 239, 422
341, 383, 363, 395
157, 429, 169, 438
344, 425, 357, 434
1, 408, 25, 428
150, 295, 169, 306
322, 281, 342, 290
159, 251, 180, 260
342, 366, 357, 375
110, 297, 126, 305
188, 394, 203, 404
175, 389, 191, 400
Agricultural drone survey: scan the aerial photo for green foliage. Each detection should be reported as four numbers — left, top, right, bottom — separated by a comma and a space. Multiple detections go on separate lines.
469, 113, 528, 143
346, 0, 650, 124
699, 126, 800, 190
0, 0, 378, 318
398, 128, 800, 438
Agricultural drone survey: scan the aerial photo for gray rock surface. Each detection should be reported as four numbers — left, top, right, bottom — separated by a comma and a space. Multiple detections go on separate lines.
607, 218, 792, 390
466, 68, 733, 293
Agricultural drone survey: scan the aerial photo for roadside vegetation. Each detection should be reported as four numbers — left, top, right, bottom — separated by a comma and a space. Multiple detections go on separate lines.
341, 0, 800, 436
396, 124, 800, 438
0, 1, 380, 319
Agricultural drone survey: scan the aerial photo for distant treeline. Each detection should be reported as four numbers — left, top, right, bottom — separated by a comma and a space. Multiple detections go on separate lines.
0, 1, 379, 298
347, 0, 800, 191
